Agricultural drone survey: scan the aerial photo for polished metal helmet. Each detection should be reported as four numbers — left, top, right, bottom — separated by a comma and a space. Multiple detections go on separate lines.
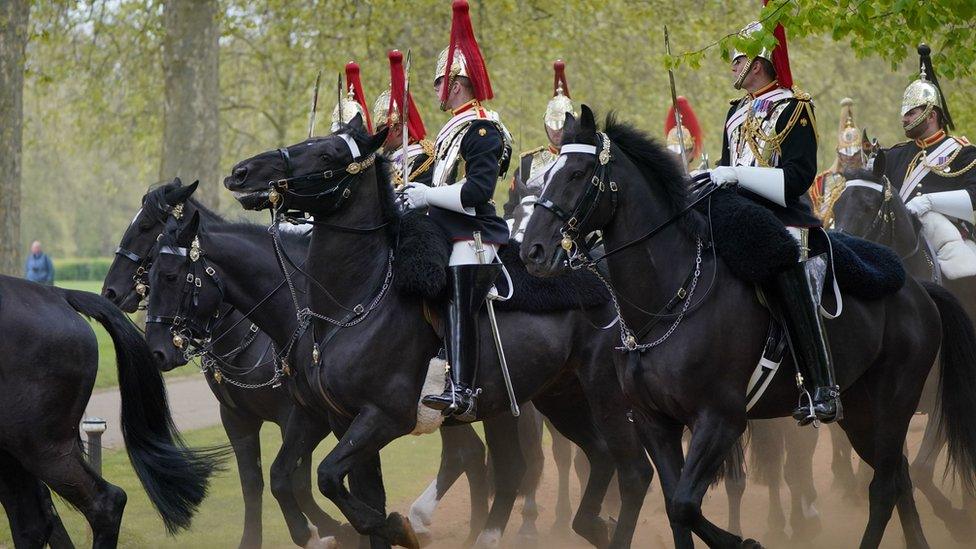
544, 60, 575, 131
837, 98, 862, 157
331, 90, 368, 132
373, 89, 394, 127
434, 47, 468, 84
901, 44, 953, 131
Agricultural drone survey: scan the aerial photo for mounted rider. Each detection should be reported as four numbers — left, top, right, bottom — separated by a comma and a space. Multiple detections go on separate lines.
664, 96, 706, 172
504, 59, 576, 242
373, 49, 435, 187
331, 61, 372, 132
709, 13, 841, 425
809, 98, 872, 222
403, 0, 513, 421
884, 44, 976, 279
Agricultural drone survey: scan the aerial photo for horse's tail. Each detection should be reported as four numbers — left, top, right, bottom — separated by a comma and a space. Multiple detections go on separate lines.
62, 289, 224, 533
922, 281, 976, 493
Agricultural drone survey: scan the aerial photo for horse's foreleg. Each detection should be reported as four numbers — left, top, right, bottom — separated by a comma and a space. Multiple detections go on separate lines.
784, 424, 821, 542
220, 405, 265, 549
724, 468, 745, 536
474, 414, 526, 548
670, 411, 749, 549
317, 407, 416, 548
270, 409, 339, 548
637, 412, 693, 549
548, 419, 575, 536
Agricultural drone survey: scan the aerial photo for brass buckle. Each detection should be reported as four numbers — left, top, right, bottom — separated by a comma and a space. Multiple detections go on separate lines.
346, 162, 361, 175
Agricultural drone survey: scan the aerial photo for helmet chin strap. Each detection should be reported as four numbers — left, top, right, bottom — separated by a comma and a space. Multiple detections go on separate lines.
733, 58, 757, 90
903, 103, 934, 133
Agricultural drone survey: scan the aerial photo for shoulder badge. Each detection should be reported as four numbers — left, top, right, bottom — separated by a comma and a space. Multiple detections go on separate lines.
520, 146, 545, 159
793, 88, 812, 102
478, 128, 487, 136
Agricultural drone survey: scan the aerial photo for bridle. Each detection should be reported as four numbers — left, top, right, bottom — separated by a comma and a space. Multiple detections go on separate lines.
533, 131, 720, 352
145, 236, 227, 351
535, 132, 617, 258
114, 200, 186, 301
267, 135, 377, 219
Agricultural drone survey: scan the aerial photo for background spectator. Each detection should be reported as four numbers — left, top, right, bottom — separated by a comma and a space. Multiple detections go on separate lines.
24, 241, 54, 284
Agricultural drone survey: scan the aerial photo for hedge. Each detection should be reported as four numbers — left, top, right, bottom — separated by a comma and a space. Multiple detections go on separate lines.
54, 257, 113, 281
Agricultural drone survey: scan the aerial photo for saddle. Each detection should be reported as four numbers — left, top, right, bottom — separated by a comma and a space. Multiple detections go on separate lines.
393, 211, 610, 312
708, 189, 906, 299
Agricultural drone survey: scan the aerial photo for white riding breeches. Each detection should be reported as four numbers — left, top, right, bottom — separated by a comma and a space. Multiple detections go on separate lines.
449, 240, 499, 266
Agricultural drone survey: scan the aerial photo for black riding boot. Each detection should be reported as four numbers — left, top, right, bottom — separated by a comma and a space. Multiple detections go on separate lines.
421, 264, 500, 422
772, 261, 843, 426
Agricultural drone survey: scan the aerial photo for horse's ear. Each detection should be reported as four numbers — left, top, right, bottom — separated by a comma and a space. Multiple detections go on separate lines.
873, 150, 886, 180
168, 180, 199, 205
173, 176, 183, 186
580, 104, 596, 134
563, 112, 578, 138
348, 113, 365, 131
177, 211, 201, 246
366, 125, 389, 154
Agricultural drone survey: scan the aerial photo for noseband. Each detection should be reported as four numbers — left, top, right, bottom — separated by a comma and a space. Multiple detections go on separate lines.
535, 132, 618, 254
145, 237, 226, 348
268, 135, 376, 215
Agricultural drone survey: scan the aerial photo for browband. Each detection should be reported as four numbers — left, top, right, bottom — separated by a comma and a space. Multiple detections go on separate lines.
844, 180, 884, 193
339, 133, 361, 159
160, 246, 188, 256
560, 143, 597, 156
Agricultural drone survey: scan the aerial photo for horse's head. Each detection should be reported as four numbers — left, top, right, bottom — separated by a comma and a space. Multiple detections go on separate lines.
522, 104, 614, 277
224, 114, 388, 215
832, 151, 904, 237
145, 211, 225, 372
102, 178, 199, 312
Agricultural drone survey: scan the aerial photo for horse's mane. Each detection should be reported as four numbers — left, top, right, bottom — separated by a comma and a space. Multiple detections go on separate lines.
843, 167, 879, 183
141, 180, 226, 223
602, 114, 704, 236
339, 123, 401, 244
187, 197, 224, 222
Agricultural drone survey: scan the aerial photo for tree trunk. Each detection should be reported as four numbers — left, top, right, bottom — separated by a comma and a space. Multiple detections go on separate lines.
0, 0, 28, 276
160, 0, 221, 208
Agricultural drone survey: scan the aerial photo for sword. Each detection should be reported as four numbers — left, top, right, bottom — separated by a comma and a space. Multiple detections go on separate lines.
307, 71, 322, 138
473, 231, 520, 417
665, 25, 689, 175
401, 50, 412, 187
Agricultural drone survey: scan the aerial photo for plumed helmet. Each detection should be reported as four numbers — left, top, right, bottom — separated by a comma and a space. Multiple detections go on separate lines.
434, 1, 493, 103
731, 1, 793, 89
376, 49, 426, 142
901, 44, 953, 130
664, 96, 703, 160
544, 60, 575, 131
836, 98, 863, 157
331, 61, 371, 132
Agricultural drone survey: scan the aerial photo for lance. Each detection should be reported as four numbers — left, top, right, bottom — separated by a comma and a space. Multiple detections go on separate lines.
307, 71, 322, 138
336, 72, 344, 125
473, 232, 520, 417
665, 26, 689, 175
401, 49, 412, 187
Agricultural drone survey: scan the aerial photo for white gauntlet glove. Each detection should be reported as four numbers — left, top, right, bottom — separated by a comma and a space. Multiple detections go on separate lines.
402, 183, 429, 210
905, 195, 933, 217
709, 166, 739, 188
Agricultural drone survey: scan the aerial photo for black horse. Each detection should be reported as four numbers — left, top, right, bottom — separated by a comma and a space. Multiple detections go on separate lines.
831, 155, 976, 539
102, 179, 341, 548
222, 117, 652, 548
520, 106, 976, 548
0, 276, 221, 547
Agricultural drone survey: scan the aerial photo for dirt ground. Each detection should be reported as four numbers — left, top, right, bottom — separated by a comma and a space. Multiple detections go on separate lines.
414, 414, 973, 548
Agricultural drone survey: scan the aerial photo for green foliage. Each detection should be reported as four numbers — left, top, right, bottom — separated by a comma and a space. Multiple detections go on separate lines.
53, 256, 112, 281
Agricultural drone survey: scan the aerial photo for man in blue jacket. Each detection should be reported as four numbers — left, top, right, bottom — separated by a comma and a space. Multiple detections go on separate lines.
24, 241, 54, 285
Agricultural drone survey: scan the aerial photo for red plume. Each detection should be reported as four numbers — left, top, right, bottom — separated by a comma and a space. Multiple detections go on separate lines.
664, 96, 703, 159
762, 0, 792, 89
388, 49, 426, 142
345, 61, 373, 132
441, 0, 493, 103
552, 59, 570, 98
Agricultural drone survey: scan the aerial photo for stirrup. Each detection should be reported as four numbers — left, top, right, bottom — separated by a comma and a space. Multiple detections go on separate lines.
792, 387, 818, 427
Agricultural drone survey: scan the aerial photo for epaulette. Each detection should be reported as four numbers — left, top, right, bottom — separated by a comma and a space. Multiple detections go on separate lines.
792, 88, 812, 102
419, 139, 435, 157
730, 96, 745, 106
887, 140, 912, 150
520, 146, 545, 159
954, 136, 972, 147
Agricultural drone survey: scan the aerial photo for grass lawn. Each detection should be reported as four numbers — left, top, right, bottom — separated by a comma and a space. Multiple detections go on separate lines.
56, 280, 197, 390
0, 421, 444, 548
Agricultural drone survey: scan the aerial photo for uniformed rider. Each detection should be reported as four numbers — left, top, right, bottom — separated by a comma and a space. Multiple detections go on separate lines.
402, 0, 513, 421
709, 18, 841, 425
809, 98, 871, 222
373, 49, 435, 187
504, 60, 577, 242
885, 45, 976, 244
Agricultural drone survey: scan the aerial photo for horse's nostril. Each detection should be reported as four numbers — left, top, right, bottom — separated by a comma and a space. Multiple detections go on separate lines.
527, 243, 545, 263
152, 350, 167, 366
234, 166, 248, 181
103, 288, 116, 301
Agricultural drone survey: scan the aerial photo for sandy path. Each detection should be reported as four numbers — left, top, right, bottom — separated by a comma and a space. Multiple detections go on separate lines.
413, 415, 973, 548
81, 375, 218, 448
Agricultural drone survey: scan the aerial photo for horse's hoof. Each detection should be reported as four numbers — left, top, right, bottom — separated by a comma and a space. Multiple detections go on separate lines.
572, 516, 611, 548
516, 523, 539, 547
791, 515, 823, 542
416, 530, 433, 548
741, 538, 763, 549
473, 528, 502, 549
387, 512, 420, 549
